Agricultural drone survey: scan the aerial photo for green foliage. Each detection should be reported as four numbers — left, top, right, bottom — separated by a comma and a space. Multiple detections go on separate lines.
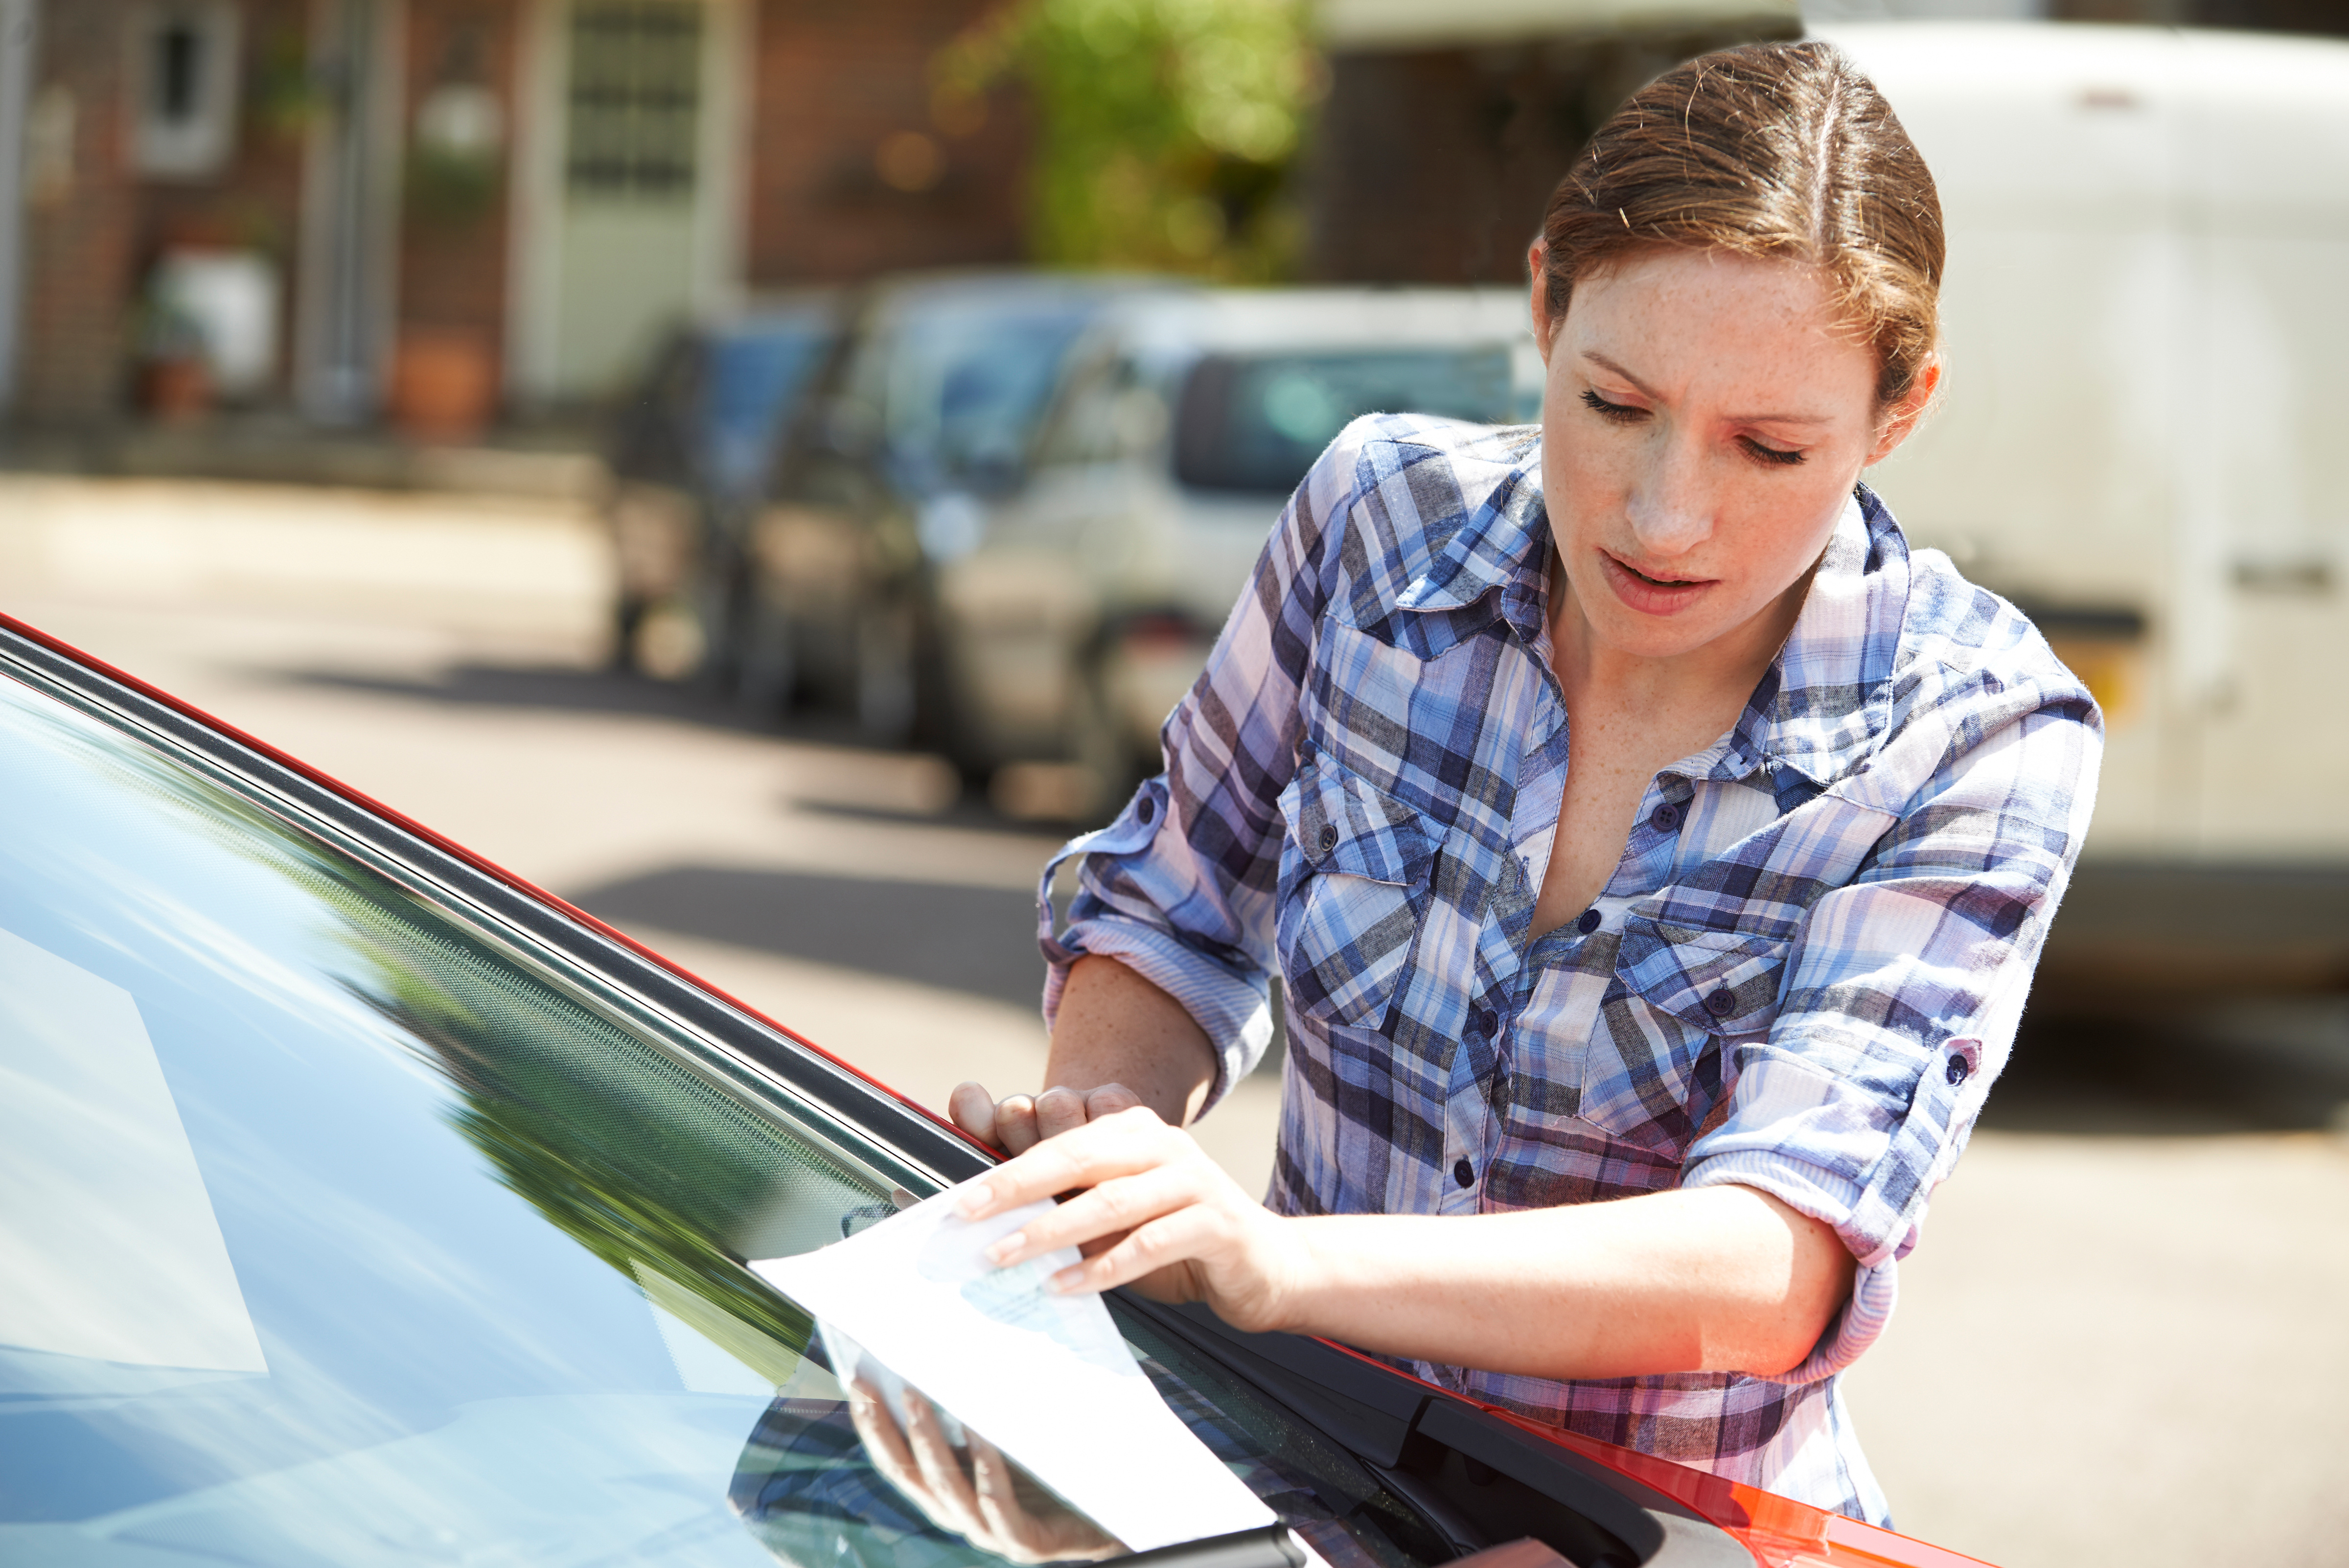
939, 0, 1322, 281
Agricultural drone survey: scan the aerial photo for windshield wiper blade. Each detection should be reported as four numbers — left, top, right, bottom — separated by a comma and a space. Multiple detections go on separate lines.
1117, 1525, 1305, 1568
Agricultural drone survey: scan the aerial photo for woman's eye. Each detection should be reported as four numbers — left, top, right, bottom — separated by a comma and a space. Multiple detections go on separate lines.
1739, 436, 1806, 467
1579, 389, 1645, 423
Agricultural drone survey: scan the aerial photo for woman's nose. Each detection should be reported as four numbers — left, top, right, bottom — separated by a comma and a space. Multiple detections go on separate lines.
1624, 436, 1716, 557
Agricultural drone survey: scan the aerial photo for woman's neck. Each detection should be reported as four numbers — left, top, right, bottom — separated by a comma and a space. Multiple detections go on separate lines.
1545, 551, 1816, 739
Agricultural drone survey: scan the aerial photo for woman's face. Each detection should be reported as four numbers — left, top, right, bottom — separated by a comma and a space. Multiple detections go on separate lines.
1535, 247, 1929, 663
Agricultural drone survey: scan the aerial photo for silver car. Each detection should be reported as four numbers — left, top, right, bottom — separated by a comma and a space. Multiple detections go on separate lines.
934, 288, 1542, 817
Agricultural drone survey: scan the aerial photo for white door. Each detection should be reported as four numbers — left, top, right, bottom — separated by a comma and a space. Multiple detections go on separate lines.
515, 0, 743, 401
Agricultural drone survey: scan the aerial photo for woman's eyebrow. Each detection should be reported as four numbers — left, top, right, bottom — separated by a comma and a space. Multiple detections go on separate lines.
1580, 351, 1658, 398
1581, 349, 1833, 427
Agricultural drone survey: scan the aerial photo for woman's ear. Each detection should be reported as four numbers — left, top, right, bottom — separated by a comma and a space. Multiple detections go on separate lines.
1867, 355, 1941, 466
1528, 239, 1557, 363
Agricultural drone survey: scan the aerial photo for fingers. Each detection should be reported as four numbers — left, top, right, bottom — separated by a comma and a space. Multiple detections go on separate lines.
948, 1082, 1148, 1159
959, 1104, 1178, 1221
1048, 1204, 1239, 1300
1033, 1085, 1091, 1142
995, 1095, 1041, 1154
1084, 1082, 1142, 1120
846, 1379, 921, 1496
985, 1161, 1210, 1270
902, 1393, 981, 1532
948, 1082, 1001, 1149
967, 1433, 1036, 1550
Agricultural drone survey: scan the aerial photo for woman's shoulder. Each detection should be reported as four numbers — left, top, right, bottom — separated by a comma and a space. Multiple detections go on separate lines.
1859, 507, 2103, 802
1894, 544, 2084, 703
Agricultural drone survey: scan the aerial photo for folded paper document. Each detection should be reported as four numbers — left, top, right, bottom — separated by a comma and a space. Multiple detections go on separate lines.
752, 1188, 1277, 1553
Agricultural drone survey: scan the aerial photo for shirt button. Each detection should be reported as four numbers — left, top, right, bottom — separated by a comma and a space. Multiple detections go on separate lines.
1452, 1158, 1475, 1189
1945, 1052, 1972, 1086
1575, 908, 1601, 935
1317, 824, 1338, 853
1703, 988, 1736, 1018
1477, 1008, 1498, 1037
1137, 796, 1155, 823
1650, 803, 1681, 831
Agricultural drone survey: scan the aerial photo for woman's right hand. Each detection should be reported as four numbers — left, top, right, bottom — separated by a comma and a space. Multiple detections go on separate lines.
947, 1081, 1143, 1154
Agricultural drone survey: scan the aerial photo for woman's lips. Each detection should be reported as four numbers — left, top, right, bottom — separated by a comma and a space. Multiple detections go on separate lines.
1599, 550, 1715, 615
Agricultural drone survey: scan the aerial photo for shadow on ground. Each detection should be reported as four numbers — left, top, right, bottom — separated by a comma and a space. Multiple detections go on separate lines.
281, 661, 1080, 833
572, 863, 1048, 1012
283, 662, 811, 738
1987, 997, 2349, 1135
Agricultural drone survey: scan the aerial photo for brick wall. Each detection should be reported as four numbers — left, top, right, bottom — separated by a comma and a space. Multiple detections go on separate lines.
398, 0, 521, 357
744, 0, 1029, 285
16, 1, 138, 422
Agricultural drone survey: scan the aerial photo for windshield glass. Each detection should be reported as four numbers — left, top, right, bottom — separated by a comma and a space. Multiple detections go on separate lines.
879, 300, 1097, 495
0, 656, 1442, 1568
706, 321, 834, 495
1174, 348, 1516, 495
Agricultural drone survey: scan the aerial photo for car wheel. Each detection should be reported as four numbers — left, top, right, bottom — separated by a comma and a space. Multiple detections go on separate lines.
854, 600, 920, 748
734, 597, 797, 717
1067, 655, 1144, 824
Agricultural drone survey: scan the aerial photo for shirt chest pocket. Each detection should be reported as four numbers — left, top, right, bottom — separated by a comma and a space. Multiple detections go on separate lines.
1576, 919, 1791, 1150
1276, 760, 1437, 1031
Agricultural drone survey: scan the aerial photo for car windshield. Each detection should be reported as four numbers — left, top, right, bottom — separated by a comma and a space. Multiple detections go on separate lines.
1174, 348, 1517, 495
880, 299, 1098, 495
0, 653, 1444, 1568
705, 322, 834, 495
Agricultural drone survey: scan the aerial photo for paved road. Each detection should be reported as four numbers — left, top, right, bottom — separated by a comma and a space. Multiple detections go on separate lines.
4, 475, 2345, 1568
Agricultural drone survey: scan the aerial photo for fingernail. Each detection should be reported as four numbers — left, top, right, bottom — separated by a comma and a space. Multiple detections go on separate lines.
984, 1232, 1023, 1265
1046, 1267, 1083, 1293
957, 1180, 993, 1217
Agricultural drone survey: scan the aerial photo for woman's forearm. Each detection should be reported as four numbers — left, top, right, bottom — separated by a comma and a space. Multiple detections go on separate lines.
1043, 955, 1219, 1128
1278, 1184, 1856, 1380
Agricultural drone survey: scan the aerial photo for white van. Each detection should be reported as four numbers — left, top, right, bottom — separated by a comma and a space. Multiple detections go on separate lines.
1819, 23, 2349, 996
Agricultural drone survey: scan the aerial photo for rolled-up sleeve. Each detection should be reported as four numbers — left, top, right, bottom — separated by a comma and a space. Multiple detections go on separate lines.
1037, 423, 1370, 1110
1682, 651, 2104, 1383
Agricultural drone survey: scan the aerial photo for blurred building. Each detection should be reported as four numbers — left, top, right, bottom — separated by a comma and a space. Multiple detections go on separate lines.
1304, 0, 2349, 284
0, 0, 1028, 435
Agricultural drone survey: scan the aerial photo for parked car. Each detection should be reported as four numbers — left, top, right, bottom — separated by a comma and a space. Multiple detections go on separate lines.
0, 607, 1988, 1568
934, 288, 1542, 816
603, 295, 840, 685
1820, 21, 2349, 1001
743, 272, 1179, 745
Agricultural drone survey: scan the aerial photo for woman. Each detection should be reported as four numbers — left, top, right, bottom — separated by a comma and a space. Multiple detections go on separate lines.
947, 42, 2100, 1522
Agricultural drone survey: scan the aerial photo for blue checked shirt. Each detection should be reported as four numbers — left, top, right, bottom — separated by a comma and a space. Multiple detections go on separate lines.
1036, 415, 2102, 1523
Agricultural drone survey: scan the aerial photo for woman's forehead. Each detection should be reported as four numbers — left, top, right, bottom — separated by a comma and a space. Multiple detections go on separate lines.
1564, 251, 1877, 413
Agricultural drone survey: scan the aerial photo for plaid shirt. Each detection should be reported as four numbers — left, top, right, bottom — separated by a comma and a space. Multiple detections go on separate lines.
1037, 415, 2101, 1523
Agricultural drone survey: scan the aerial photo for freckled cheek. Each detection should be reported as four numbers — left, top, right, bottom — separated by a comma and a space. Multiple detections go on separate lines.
1543, 441, 1634, 553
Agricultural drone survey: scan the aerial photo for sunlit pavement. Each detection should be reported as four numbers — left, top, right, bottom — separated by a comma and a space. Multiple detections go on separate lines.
4, 475, 2345, 1568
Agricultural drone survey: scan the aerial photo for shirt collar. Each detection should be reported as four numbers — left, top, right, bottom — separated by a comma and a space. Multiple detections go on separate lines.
1719, 484, 1911, 789
1388, 436, 1910, 791
1386, 428, 1552, 641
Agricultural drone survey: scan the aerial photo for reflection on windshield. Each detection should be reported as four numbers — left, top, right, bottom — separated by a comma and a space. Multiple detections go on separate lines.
0, 661, 1446, 1568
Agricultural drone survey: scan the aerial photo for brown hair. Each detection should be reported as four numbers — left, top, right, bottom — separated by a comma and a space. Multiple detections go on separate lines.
1539, 42, 1945, 408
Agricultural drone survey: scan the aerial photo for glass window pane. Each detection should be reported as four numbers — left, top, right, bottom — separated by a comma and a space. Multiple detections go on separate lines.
1174, 349, 1516, 495
0, 658, 1446, 1568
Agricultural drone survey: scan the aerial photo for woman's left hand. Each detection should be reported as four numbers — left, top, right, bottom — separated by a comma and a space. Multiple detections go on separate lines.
957, 1106, 1308, 1334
